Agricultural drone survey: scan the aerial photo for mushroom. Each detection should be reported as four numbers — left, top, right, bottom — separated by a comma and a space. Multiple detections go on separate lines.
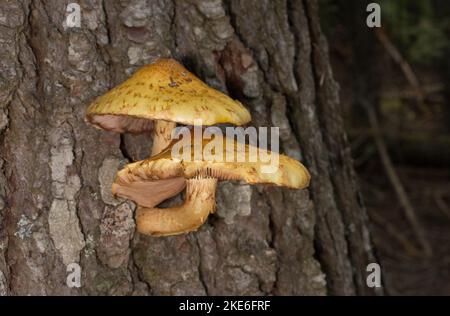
85, 58, 251, 155
112, 132, 310, 236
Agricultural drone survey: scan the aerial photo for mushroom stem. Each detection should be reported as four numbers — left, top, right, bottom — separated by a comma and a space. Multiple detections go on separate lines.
151, 120, 177, 155
136, 177, 217, 236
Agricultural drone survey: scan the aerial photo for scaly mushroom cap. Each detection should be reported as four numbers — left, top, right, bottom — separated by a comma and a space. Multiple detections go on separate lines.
112, 133, 310, 207
85, 58, 251, 133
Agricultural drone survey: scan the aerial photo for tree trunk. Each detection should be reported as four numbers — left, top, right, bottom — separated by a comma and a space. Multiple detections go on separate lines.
0, 0, 378, 295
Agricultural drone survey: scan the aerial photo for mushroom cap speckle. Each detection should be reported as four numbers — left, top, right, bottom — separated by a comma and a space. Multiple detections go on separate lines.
85, 58, 251, 133
114, 133, 310, 191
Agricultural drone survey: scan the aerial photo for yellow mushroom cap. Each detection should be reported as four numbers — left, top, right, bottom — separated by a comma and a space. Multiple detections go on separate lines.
85, 58, 251, 133
112, 133, 310, 207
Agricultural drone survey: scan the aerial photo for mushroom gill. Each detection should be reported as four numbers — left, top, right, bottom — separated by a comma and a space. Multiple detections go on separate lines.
112, 177, 186, 208
86, 114, 153, 134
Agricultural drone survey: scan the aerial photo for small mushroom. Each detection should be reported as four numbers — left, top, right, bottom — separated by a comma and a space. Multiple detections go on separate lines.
112, 133, 310, 236
85, 58, 251, 155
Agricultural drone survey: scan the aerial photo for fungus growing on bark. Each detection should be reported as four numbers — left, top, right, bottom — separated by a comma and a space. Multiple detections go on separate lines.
85, 58, 251, 155
112, 133, 310, 236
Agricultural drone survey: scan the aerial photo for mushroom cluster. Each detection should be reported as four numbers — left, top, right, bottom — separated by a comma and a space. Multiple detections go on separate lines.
85, 58, 310, 237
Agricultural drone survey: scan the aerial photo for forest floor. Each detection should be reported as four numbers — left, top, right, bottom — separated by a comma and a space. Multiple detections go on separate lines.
325, 21, 450, 295
360, 165, 450, 295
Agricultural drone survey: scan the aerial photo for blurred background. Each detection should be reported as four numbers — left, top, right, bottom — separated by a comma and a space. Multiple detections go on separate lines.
320, 0, 450, 295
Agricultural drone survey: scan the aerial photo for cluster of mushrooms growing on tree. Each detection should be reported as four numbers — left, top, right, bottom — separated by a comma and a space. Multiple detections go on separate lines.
85, 59, 310, 237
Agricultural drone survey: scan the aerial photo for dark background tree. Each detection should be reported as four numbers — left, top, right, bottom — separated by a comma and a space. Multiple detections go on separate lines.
0, 0, 377, 295
322, 0, 450, 295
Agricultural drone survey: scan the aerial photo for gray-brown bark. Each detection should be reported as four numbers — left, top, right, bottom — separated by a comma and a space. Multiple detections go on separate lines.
0, 0, 378, 295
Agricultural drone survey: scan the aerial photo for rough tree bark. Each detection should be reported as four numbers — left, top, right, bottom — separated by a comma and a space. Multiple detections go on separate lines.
0, 0, 379, 295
